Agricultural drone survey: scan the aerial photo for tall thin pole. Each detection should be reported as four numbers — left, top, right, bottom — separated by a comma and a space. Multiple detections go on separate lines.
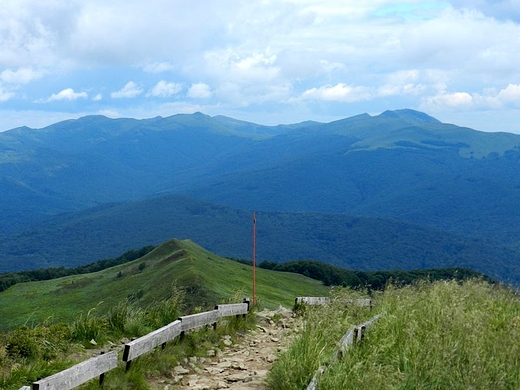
252, 211, 256, 306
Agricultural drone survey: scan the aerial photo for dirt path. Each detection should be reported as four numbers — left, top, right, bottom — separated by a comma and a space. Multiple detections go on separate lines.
152, 306, 298, 390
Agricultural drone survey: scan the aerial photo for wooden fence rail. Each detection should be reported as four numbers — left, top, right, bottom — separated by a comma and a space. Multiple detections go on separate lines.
296, 296, 372, 308
180, 310, 219, 333
32, 351, 118, 390
306, 313, 383, 390
123, 320, 182, 366
295, 296, 331, 305
216, 302, 249, 317
19, 300, 249, 390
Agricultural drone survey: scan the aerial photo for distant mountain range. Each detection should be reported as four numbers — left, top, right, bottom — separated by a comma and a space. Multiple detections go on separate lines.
1, 109, 520, 283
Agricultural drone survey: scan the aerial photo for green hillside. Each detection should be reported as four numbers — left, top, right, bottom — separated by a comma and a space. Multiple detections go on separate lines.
3, 110, 520, 285
0, 239, 329, 331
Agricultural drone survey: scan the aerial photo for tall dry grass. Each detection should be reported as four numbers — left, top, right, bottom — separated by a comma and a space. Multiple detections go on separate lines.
269, 279, 520, 389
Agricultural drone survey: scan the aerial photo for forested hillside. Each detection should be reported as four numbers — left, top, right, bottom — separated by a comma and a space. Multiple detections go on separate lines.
1, 110, 520, 283
0, 194, 518, 284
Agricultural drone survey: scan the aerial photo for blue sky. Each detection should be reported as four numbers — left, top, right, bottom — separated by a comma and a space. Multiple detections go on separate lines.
1, 0, 519, 133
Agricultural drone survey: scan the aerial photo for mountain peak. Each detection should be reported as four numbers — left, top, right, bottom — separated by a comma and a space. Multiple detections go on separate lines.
378, 109, 441, 124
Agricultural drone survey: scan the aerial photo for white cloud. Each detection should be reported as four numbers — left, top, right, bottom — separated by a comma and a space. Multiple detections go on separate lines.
0, 1, 519, 133
0, 85, 15, 102
47, 88, 88, 102
1, 68, 43, 84
143, 62, 175, 73
423, 91, 474, 109
498, 84, 520, 107
111, 81, 143, 99
398, 7, 520, 77
301, 83, 371, 102
67, 1, 230, 66
204, 49, 281, 84
187, 83, 213, 99
422, 84, 520, 112
98, 109, 119, 118
147, 80, 182, 98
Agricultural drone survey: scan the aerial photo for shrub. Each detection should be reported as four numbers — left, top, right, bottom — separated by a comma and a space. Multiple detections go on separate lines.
5, 326, 40, 359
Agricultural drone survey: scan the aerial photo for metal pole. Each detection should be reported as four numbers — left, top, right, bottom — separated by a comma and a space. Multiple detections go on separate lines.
252, 211, 256, 306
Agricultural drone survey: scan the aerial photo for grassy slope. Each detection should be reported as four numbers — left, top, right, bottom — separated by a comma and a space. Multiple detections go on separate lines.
269, 279, 520, 389
0, 239, 328, 331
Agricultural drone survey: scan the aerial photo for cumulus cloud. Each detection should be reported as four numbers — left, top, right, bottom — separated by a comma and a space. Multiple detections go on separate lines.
1, 1, 520, 133
147, 81, 182, 97
498, 84, 520, 106
187, 83, 213, 99
423, 83, 520, 111
1, 68, 43, 84
111, 81, 143, 99
301, 83, 371, 102
204, 49, 280, 84
47, 88, 88, 102
423, 91, 474, 109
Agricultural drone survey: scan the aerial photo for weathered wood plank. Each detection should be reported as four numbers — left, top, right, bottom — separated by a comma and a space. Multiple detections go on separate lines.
338, 327, 356, 352
359, 313, 382, 331
306, 313, 384, 389
216, 303, 248, 317
343, 298, 372, 307
123, 320, 182, 362
32, 350, 118, 390
295, 296, 331, 305
296, 297, 372, 307
180, 310, 219, 332
338, 313, 382, 353
306, 366, 325, 390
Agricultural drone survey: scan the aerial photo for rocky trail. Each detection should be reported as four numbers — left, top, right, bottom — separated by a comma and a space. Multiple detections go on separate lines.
152, 306, 298, 390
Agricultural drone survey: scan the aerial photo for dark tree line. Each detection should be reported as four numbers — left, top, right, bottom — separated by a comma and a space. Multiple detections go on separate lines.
258, 259, 494, 290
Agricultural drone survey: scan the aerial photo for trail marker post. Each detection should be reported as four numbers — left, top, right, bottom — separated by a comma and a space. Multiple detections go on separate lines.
252, 211, 257, 306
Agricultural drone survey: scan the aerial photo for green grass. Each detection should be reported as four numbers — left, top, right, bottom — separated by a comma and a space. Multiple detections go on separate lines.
0, 296, 256, 390
270, 279, 520, 389
267, 289, 374, 390
0, 238, 329, 330
76, 312, 257, 390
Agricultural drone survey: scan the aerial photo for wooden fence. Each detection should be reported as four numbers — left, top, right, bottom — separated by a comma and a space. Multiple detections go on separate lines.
306, 313, 383, 390
19, 300, 249, 390
295, 296, 372, 308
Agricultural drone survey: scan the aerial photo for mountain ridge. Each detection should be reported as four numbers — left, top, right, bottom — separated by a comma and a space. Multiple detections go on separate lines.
1, 109, 520, 283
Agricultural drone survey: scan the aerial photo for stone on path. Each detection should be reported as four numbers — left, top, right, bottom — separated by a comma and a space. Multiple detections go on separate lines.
151, 307, 298, 389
